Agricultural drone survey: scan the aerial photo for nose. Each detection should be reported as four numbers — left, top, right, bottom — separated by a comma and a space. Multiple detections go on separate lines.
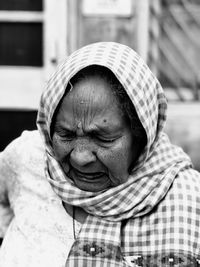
70, 142, 96, 167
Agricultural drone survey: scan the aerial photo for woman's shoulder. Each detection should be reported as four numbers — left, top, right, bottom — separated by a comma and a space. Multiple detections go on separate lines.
169, 166, 200, 208
175, 166, 200, 192
0, 130, 48, 206
4, 129, 44, 154
0, 130, 45, 181
0, 131, 47, 237
1, 130, 45, 167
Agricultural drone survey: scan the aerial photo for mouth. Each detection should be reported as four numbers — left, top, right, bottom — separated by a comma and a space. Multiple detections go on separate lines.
68, 167, 111, 192
72, 168, 104, 179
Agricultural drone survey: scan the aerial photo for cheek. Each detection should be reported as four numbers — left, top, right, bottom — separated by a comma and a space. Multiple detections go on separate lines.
104, 148, 131, 169
52, 135, 71, 161
97, 139, 133, 180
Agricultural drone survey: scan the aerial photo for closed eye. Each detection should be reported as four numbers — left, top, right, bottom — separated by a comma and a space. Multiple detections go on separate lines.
55, 128, 76, 141
93, 134, 118, 143
88, 130, 118, 144
97, 137, 116, 143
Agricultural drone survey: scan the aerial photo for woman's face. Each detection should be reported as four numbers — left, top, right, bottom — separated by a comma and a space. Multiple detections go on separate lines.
52, 75, 139, 192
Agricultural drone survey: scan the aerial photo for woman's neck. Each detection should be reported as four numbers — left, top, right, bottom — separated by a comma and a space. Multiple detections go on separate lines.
62, 202, 88, 224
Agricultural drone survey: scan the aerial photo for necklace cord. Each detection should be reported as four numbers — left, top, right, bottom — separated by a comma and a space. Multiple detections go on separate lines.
73, 206, 76, 239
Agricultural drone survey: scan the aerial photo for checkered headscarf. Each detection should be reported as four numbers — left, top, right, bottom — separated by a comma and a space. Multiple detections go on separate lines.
37, 42, 191, 266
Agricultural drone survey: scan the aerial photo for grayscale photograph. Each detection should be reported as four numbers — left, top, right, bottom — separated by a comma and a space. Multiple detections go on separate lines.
0, 0, 200, 266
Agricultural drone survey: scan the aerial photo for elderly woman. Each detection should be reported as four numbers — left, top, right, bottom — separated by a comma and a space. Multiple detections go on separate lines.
0, 42, 200, 267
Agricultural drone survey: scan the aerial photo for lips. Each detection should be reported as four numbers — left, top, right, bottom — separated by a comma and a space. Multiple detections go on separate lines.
70, 168, 105, 181
68, 167, 111, 191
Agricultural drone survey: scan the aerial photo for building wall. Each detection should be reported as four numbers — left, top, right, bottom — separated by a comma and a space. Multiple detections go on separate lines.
165, 103, 200, 171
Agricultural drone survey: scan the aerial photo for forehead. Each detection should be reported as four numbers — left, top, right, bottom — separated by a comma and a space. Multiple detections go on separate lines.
63, 75, 119, 111
53, 75, 127, 130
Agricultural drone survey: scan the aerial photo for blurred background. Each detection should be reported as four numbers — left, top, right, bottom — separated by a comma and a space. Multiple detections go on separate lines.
0, 0, 199, 170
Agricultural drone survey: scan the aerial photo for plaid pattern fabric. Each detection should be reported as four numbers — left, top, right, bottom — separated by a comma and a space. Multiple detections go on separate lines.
36, 42, 198, 266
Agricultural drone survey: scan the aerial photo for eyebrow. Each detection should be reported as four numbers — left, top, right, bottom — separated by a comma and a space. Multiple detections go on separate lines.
54, 123, 119, 135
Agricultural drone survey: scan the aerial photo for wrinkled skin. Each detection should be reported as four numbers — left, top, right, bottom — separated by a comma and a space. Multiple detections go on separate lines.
52, 75, 140, 192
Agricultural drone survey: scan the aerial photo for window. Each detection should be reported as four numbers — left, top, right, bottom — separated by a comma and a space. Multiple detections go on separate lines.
0, 0, 43, 11
0, 22, 43, 66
